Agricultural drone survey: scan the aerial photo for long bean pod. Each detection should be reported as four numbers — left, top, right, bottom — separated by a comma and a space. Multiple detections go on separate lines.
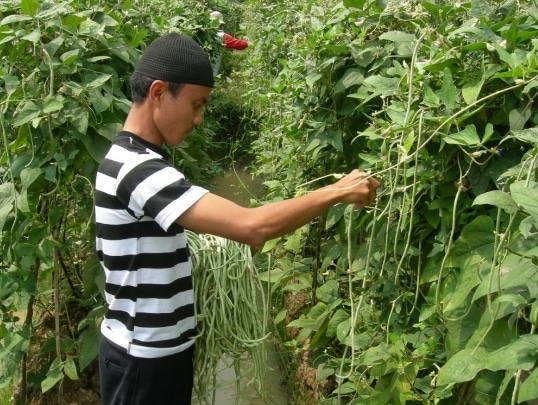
187, 231, 269, 405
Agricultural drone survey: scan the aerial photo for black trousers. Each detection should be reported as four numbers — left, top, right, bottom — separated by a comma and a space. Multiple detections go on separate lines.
99, 337, 195, 405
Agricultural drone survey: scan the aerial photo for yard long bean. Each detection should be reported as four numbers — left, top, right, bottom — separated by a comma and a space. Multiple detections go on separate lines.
187, 231, 270, 405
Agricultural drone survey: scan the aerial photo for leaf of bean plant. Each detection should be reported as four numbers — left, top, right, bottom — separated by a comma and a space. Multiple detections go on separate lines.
518, 367, 538, 403
510, 181, 538, 223
437, 348, 488, 386
473, 190, 519, 214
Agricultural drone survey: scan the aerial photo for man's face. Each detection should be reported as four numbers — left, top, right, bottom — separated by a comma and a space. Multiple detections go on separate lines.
153, 83, 211, 147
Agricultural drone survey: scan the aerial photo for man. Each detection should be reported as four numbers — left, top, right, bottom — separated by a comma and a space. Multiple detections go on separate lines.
210, 11, 249, 51
94, 33, 380, 404
209, 10, 248, 75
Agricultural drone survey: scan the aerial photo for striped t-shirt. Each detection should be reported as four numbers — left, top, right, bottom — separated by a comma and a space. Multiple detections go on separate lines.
95, 131, 208, 358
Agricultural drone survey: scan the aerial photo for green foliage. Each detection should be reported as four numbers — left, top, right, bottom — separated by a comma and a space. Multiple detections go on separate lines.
0, 0, 243, 399
241, 0, 538, 403
0, 0, 135, 396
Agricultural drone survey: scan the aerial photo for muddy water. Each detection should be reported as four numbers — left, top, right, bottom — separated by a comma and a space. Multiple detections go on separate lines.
192, 344, 288, 405
194, 166, 289, 405
210, 165, 265, 206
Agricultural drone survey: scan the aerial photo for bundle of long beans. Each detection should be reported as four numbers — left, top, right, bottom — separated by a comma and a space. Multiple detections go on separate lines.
187, 230, 270, 405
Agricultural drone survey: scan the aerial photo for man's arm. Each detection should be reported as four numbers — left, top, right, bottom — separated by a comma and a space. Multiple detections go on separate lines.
176, 170, 380, 248
222, 33, 248, 50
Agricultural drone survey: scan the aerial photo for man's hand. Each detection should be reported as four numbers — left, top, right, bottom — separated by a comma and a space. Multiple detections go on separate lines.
328, 170, 381, 209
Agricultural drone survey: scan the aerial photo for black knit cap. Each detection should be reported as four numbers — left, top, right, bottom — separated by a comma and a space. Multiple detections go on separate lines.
135, 33, 214, 88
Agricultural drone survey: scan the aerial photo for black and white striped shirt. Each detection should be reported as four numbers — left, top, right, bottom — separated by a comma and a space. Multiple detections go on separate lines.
95, 131, 208, 358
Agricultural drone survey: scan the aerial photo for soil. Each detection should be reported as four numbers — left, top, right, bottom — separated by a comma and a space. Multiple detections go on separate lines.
283, 288, 334, 404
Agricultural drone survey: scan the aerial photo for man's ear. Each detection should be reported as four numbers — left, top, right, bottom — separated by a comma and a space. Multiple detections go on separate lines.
148, 80, 165, 102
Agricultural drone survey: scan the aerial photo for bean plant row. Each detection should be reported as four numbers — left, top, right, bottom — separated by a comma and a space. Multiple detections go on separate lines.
236, 0, 538, 403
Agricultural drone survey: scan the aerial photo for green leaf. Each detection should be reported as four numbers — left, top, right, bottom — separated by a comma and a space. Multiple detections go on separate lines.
379, 31, 416, 43
335, 68, 364, 93
20, 0, 39, 16
326, 204, 346, 229
0, 203, 13, 233
485, 335, 538, 371
41, 357, 63, 393
70, 106, 89, 134
350, 47, 377, 67
20, 167, 41, 190
84, 74, 112, 89
448, 216, 495, 267
63, 357, 78, 380
327, 309, 349, 337
363, 76, 400, 96
492, 42, 516, 69
511, 181, 538, 222
22, 28, 41, 43
474, 370, 509, 405
444, 124, 481, 146
519, 367, 538, 402
274, 309, 287, 326
13, 101, 40, 127
462, 65, 485, 104
80, 132, 111, 163
443, 259, 488, 313
336, 318, 351, 343
78, 328, 99, 371
316, 280, 340, 303
36, 2, 69, 19
43, 36, 64, 57
305, 72, 322, 88
509, 127, 538, 144
437, 348, 488, 386
61, 49, 79, 66
0, 182, 17, 207
473, 254, 538, 302
43, 95, 64, 114
91, 91, 113, 113
283, 227, 306, 253
508, 108, 531, 131
472, 190, 518, 214
0, 15, 33, 25
79, 19, 101, 36
287, 316, 317, 329
343, 0, 367, 9
360, 343, 391, 367
436, 68, 459, 109
323, 128, 343, 152
308, 302, 328, 323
